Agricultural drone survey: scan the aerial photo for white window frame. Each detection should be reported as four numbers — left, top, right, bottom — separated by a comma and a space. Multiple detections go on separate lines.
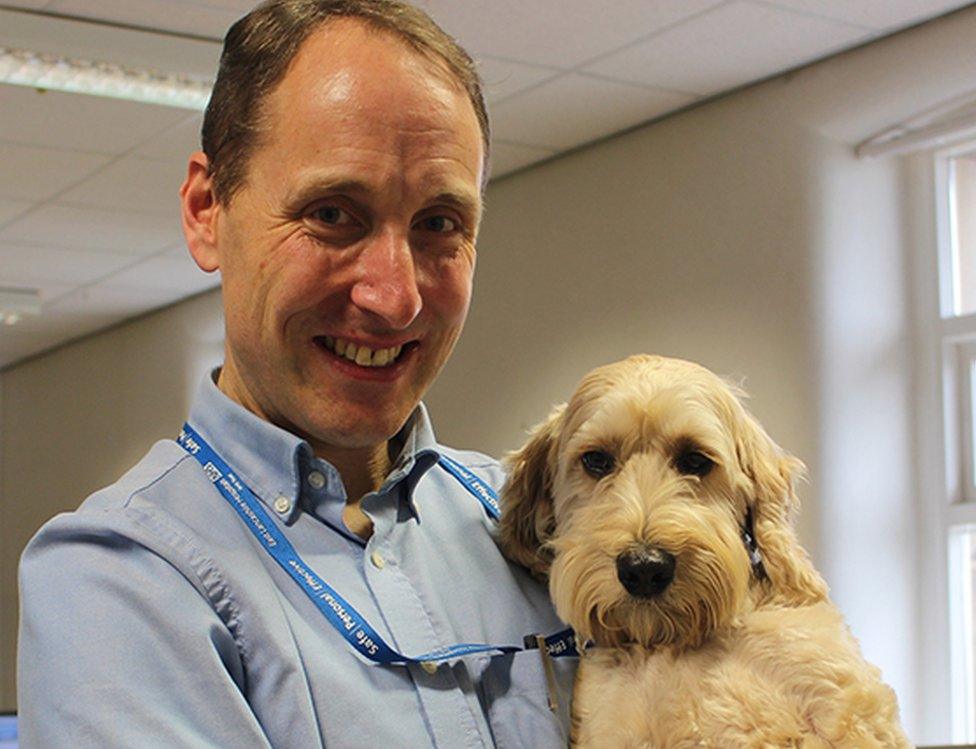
933, 142, 976, 743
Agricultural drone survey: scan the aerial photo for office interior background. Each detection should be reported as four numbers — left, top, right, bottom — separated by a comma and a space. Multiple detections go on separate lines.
3, 1, 976, 744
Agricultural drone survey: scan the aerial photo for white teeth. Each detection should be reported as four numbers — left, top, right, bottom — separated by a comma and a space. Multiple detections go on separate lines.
321, 337, 405, 368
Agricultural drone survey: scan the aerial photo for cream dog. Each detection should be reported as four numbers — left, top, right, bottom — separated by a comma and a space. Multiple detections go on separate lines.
500, 355, 911, 748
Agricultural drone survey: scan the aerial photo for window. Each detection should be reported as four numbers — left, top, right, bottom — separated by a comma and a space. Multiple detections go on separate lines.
936, 143, 976, 742
948, 151, 976, 317
950, 526, 976, 740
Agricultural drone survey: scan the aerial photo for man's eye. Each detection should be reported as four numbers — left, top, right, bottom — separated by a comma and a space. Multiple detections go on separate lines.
312, 206, 354, 225
416, 215, 457, 233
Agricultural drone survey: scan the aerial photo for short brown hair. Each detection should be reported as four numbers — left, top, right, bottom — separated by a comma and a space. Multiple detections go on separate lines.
202, 0, 490, 205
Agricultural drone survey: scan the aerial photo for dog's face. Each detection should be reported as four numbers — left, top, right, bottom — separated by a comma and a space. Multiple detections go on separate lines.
500, 355, 827, 651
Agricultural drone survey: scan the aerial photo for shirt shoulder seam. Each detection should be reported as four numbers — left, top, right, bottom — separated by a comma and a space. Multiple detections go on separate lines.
115, 456, 254, 668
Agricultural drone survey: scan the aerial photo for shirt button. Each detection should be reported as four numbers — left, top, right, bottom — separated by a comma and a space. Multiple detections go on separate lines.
420, 661, 438, 675
307, 471, 326, 490
370, 551, 385, 569
273, 496, 291, 514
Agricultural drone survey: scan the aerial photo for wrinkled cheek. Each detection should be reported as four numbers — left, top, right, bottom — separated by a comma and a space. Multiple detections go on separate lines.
427, 278, 472, 324
421, 273, 474, 361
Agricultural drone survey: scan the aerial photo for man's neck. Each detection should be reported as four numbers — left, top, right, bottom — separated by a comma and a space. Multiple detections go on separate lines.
214, 365, 394, 540
317, 442, 391, 541
313, 441, 391, 503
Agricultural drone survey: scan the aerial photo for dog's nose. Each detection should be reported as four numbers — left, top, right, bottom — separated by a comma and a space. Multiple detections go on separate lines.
616, 547, 676, 598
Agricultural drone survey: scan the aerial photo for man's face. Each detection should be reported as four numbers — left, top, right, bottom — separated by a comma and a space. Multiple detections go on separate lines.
201, 20, 483, 451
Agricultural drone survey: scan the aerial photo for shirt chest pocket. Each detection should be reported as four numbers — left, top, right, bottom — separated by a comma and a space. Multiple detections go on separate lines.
479, 650, 575, 749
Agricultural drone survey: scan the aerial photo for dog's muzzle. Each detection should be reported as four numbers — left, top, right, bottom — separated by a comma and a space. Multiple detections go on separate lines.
616, 546, 676, 598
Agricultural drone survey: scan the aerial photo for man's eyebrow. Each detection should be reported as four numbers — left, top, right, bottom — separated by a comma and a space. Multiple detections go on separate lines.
429, 190, 481, 219
284, 177, 373, 209
285, 177, 482, 218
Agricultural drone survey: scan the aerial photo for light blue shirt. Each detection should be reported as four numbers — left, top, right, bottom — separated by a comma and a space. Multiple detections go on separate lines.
18, 373, 575, 748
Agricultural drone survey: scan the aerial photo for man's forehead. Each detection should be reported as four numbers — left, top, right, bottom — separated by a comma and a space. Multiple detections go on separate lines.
256, 19, 483, 203
279, 17, 463, 103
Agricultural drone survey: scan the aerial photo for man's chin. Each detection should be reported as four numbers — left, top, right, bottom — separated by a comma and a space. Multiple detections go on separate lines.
300, 407, 418, 451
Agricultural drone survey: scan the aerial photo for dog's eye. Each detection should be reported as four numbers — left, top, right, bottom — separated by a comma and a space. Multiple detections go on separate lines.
581, 450, 615, 478
674, 450, 714, 477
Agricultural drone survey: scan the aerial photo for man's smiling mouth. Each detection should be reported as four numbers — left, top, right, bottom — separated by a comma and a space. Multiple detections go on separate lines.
315, 336, 409, 368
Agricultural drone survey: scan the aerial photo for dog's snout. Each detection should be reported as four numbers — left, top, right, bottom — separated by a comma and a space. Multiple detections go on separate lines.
616, 547, 676, 598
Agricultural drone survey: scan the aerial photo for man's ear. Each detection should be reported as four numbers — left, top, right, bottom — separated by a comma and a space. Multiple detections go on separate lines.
180, 151, 221, 272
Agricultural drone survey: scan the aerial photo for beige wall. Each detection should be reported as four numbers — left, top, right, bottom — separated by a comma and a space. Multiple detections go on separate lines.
5, 6, 976, 743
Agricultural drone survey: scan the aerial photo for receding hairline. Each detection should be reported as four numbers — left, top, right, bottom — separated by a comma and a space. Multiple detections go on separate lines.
258, 17, 478, 142
208, 9, 491, 203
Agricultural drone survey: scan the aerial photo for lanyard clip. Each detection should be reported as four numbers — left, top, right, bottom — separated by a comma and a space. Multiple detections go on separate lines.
526, 633, 560, 713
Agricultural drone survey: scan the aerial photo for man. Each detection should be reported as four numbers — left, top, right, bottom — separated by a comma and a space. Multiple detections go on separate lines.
17, 2, 575, 746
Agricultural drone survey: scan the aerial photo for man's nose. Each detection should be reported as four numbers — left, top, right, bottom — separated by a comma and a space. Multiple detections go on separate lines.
349, 229, 423, 329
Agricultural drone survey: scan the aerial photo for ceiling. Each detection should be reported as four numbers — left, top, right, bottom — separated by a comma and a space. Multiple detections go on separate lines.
0, 0, 973, 369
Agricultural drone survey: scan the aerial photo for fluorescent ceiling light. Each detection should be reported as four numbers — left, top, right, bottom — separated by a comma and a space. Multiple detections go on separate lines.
0, 287, 41, 326
0, 46, 212, 110
856, 89, 976, 158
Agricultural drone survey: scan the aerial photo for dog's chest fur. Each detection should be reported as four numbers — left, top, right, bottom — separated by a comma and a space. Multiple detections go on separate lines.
571, 601, 899, 749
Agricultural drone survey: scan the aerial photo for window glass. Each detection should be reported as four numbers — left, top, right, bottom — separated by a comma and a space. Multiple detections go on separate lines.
950, 526, 976, 740
951, 151, 976, 316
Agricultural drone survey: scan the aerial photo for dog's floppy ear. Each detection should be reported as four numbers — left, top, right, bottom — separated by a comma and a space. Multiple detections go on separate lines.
498, 403, 566, 579
733, 409, 828, 606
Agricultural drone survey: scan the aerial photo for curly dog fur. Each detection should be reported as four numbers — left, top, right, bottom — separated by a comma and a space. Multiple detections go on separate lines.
499, 355, 911, 748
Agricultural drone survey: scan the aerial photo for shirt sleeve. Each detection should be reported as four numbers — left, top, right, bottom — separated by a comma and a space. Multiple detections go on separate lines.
17, 513, 274, 749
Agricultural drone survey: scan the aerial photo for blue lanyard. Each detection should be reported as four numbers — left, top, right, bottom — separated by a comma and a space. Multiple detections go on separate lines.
177, 423, 576, 665
436, 453, 501, 520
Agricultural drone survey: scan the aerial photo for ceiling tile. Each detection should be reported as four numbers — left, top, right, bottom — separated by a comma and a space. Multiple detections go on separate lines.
764, 0, 971, 30
57, 156, 188, 217
477, 57, 559, 104
0, 7, 222, 78
490, 142, 557, 179
0, 205, 181, 255
0, 142, 110, 202
420, 0, 726, 68
47, 283, 183, 317
0, 84, 191, 155
0, 307, 131, 368
0, 199, 35, 227
133, 114, 204, 164
102, 253, 220, 294
43, 0, 239, 44
488, 74, 696, 150
585, 2, 869, 96
0, 242, 134, 285
0, 280, 74, 310
194, 0, 257, 9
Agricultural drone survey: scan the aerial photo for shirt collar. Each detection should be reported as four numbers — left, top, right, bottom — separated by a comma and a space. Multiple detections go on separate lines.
381, 403, 441, 515
186, 369, 442, 522
187, 370, 308, 523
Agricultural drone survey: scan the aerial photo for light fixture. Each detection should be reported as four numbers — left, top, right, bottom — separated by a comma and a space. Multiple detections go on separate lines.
0, 287, 42, 326
0, 46, 213, 111
856, 89, 976, 159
